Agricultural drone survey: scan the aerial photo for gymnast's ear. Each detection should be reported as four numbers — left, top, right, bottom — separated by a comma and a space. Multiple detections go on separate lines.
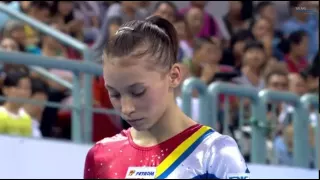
168, 63, 183, 88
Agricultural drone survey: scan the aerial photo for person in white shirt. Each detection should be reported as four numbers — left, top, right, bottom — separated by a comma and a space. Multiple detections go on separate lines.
22, 77, 49, 138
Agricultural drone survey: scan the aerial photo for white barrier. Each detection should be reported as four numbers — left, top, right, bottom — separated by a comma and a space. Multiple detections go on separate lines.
0, 135, 318, 179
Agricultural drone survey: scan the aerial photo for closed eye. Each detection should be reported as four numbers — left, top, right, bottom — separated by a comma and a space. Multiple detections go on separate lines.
131, 89, 146, 97
109, 93, 120, 99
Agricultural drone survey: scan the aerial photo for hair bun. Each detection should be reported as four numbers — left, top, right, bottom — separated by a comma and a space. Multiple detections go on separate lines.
146, 16, 169, 30
146, 16, 178, 58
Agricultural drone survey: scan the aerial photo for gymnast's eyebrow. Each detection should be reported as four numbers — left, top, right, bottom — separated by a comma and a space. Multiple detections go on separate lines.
105, 83, 145, 90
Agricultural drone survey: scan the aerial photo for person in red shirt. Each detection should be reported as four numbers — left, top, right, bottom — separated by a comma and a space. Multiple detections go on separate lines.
283, 30, 309, 73
84, 16, 248, 179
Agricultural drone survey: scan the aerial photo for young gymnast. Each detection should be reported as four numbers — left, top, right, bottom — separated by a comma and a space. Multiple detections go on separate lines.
84, 16, 249, 179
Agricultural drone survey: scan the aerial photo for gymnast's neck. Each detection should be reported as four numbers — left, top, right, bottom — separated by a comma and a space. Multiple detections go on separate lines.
130, 96, 196, 147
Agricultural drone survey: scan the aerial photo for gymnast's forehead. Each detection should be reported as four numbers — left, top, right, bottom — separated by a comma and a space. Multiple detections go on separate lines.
103, 48, 159, 67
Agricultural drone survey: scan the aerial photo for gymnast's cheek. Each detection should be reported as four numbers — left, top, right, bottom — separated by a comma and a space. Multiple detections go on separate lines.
136, 83, 168, 119
108, 97, 121, 112
135, 86, 168, 118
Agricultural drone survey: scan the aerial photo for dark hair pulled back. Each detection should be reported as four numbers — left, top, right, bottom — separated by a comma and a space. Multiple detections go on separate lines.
104, 16, 178, 70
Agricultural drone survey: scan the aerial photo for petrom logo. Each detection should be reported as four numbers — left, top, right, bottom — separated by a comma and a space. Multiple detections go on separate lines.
128, 170, 135, 176
125, 167, 157, 179
295, 7, 318, 14
227, 173, 250, 179
135, 171, 155, 176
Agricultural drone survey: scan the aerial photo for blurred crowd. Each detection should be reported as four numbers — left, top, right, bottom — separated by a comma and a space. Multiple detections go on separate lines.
0, 1, 318, 168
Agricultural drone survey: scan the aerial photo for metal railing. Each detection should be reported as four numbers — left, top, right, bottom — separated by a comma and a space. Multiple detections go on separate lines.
181, 77, 209, 126
259, 90, 310, 168
0, 51, 111, 144
0, 3, 94, 143
207, 82, 267, 165
300, 94, 319, 169
180, 78, 318, 169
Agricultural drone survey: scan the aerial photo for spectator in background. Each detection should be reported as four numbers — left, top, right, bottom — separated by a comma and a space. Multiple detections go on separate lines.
276, 72, 316, 167
0, 37, 20, 73
278, 72, 309, 136
0, 37, 29, 86
24, 1, 51, 47
304, 51, 319, 93
139, 1, 151, 16
0, 1, 30, 30
26, 21, 80, 60
249, 18, 274, 59
252, 62, 289, 163
264, 63, 289, 92
22, 77, 49, 138
263, 62, 289, 132
264, 63, 290, 164
27, 22, 73, 138
302, 52, 319, 130
184, 37, 228, 85
223, 1, 250, 36
283, 1, 318, 62
26, 22, 67, 56
255, 2, 278, 30
0, 71, 32, 137
254, 2, 286, 57
0, 37, 18, 52
277, 72, 309, 129
288, 73, 308, 97
47, 1, 83, 60
250, 17, 284, 62
103, 1, 144, 22
282, 30, 308, 73
233, 40, 266, 90
50, 1, 83, 41
36, 22, 73, 92
2, 20, 26, 51
302, 68, 319, 94
185, 7, 204, 43
231, 41, 267, 146
153, 1, 177, 24
180, 1, 227, 40
176, 6, 206, 61
180, 37, 238, 136
173, 14, 193, 61
40, 23, 68, 58
92, 1, 146, 63
73, 1, 100, 44
282, 117, 315, 168
220, 30, 255, 71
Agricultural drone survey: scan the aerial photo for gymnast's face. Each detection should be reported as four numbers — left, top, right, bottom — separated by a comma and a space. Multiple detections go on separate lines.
103, 55, 181, 131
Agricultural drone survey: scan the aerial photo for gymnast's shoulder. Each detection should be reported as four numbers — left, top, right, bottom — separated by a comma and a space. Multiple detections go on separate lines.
200, 127, 249, 178
86, 130, 129, 156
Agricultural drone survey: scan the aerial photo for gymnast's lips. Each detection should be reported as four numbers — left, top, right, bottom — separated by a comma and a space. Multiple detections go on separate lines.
126, 118, 144, 123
